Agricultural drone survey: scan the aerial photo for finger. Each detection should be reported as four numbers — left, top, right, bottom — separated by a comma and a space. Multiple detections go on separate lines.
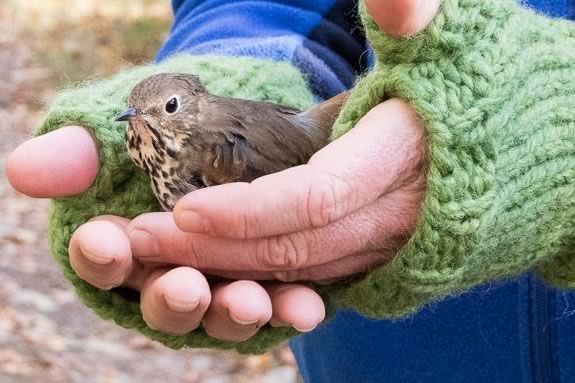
6, 126, 99, 198
267, 284, 325, 332
178, 183, 424, 282
69, 217, 133, 290
128, 210, 367, 271
140, 267, 211, 335
202, 281, 272, 342
174, 98, 424, 239
364, 0, 440, 38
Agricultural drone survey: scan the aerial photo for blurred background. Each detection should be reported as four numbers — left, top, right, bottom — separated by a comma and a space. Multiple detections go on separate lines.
0, 1, 298, 382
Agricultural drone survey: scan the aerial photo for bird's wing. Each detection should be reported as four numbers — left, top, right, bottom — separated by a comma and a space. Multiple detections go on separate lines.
196, 94, 347, 186
198, 131, 254, 186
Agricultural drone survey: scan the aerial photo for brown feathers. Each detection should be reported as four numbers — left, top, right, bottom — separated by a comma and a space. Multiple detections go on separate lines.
119, 73, 348, 211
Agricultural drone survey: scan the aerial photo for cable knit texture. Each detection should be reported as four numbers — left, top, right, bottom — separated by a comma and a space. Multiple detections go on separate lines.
36, 0, 575, 353
324, 0, 575, 316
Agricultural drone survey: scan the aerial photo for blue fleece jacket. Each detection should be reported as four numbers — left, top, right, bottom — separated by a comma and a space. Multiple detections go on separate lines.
157, 0, 368, 101
157, 1, 575, 381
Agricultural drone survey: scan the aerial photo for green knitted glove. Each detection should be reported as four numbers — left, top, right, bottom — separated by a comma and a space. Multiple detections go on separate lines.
36, 55, 314, 354
37, 0, 575, 354
322, 0, 575, 317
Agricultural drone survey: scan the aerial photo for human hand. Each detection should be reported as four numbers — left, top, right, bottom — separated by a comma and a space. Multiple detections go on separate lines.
7, 0, 439, 343
7, 126, 327, 341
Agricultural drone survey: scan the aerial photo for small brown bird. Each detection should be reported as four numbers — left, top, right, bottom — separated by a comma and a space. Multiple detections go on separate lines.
116, 73, 348, 211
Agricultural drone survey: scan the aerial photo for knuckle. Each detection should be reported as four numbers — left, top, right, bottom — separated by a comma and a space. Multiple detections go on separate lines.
258, 233, 309, 270
302, 173, 353, 229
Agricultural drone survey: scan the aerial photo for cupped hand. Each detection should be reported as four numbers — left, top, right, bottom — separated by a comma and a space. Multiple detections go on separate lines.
6, 0, 438, 342
7, 126, 324, 340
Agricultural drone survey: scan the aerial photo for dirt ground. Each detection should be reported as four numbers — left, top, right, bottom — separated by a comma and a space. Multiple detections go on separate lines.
0, 2, 298, 382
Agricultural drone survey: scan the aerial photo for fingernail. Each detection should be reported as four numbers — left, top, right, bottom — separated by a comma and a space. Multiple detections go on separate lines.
164, 295, 200, 314
129, 229, 159, 258
229, 312, 260, 327
178, 210, 212, 234
81, 247, 114, 265
293, 323, 319, 333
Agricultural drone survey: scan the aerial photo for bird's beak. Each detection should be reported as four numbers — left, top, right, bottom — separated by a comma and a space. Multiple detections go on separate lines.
115, 107, 138, 122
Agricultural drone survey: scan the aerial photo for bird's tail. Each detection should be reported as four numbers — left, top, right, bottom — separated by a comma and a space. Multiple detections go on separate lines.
293, 91, 349, 151
301, 91, 350, 137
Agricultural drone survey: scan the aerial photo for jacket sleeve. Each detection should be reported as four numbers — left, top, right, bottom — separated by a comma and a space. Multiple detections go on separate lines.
158, 0, 366, 100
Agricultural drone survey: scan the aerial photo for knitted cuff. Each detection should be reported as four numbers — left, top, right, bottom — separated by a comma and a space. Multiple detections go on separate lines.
325, 0, 575, 318
36, 55, 315, 354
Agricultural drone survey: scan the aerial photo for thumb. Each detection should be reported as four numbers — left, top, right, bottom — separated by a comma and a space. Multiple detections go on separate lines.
364, 0, 440, 38
173, 98, 425, 239
6, 126, 99, 198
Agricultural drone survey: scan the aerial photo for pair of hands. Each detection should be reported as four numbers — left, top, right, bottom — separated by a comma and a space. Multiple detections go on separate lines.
7, 0, 436, 342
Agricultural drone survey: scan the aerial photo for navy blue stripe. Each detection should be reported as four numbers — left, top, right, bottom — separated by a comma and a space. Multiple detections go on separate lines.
522, 0, 575, 19
307, 0, 367, 74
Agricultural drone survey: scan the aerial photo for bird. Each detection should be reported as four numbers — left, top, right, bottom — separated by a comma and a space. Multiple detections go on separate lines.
116, 73, 348, 211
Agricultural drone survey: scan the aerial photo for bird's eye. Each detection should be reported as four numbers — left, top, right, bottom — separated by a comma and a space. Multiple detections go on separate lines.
165, 96, 179, 114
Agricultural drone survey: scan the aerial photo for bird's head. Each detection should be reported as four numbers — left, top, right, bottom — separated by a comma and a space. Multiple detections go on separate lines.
117, 73, 207, 172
